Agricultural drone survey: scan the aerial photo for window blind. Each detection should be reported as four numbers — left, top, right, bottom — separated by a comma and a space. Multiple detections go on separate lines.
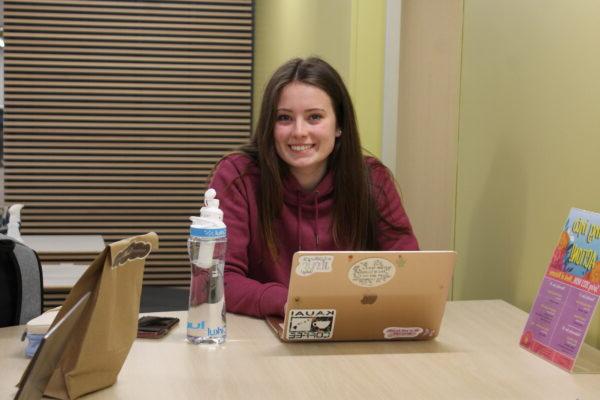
3, 0, 254, 287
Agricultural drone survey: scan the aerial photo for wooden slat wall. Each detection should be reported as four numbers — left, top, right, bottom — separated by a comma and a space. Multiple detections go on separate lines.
44, 288, 71, 310
3, 0, 254, 285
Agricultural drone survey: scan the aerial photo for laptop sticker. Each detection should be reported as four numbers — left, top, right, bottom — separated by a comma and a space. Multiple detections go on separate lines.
286, 309, 336, 340
383, 327, 435, 339
361, 294, 378, 304
296, 255, 334, 276
348, 258, 396, 287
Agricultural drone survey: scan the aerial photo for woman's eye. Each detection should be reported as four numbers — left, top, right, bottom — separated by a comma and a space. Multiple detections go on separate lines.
309, 114, 323, 121
276, 114, 291, 122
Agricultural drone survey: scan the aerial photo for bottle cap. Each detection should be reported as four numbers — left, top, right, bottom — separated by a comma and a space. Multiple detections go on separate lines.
189, 189, 226, 238
199, 188, 223, 222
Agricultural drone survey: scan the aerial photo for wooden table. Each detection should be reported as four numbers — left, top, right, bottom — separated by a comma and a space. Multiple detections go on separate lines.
2, 300, 600, 399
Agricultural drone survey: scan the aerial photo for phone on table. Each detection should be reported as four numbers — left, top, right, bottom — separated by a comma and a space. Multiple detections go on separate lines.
137, 316, 179, 339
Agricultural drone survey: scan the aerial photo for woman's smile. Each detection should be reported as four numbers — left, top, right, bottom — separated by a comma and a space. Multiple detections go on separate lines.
289, 144, 315, 152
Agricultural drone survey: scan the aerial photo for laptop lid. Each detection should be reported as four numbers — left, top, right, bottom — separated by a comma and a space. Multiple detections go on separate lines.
276, 251, 455, 342
15, 292, 91, 400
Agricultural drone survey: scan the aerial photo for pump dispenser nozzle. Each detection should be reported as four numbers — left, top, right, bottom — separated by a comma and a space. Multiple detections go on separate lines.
7, 204, 25, 242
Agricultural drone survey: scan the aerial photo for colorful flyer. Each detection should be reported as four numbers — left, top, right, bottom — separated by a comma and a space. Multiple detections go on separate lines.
520, 208, 600, 372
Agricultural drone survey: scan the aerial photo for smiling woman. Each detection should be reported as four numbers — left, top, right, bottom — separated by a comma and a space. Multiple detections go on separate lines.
208, 57, 419, 318
273, 82, 341, 190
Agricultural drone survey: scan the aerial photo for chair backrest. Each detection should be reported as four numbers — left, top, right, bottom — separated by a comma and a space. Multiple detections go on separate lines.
0, 234, 43, 327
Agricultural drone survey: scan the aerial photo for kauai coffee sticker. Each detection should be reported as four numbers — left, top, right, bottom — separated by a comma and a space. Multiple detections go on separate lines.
286, 309, 335, 341
348, 258, 395, 287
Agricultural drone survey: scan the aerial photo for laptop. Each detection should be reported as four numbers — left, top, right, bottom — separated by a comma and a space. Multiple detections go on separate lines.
15, 292, 91, 400
267, 251, 456, 342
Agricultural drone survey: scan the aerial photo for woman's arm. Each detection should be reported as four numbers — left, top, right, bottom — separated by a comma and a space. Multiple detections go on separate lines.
209, 157, 287, 318
369, 160, 419, 251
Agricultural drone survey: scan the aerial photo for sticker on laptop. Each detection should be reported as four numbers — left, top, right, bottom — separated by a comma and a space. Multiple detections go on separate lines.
348, 258, 396, 287
286, 309, 335, 340
383, 327, 436, 339
295, 255, 334, 277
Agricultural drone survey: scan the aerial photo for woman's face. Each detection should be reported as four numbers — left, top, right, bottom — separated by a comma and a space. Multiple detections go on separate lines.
274, 82, 340, 189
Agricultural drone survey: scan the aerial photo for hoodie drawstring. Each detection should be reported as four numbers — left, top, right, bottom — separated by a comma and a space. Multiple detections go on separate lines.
297, 190, 320, 251
297, 191, 302, 251
314, 191, 320, 248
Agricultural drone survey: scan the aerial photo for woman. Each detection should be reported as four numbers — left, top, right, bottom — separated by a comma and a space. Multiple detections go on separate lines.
209, 57, 418, 318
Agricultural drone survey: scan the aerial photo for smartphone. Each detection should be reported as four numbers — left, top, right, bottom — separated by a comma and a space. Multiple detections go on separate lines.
137, 316, 179, 339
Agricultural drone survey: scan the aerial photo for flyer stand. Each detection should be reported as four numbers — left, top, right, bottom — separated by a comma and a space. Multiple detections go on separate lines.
521, 208, 600, 373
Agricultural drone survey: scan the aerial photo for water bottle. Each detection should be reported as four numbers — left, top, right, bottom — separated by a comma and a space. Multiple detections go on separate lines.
186, 188, 227, 344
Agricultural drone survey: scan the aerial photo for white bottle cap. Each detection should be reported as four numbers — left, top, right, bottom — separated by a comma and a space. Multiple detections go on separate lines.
189, 188, 226, 238
200, 188, 223, 222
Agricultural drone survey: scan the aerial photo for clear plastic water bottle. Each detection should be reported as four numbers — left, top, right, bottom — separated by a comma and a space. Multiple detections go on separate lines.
186, 188, 227, 344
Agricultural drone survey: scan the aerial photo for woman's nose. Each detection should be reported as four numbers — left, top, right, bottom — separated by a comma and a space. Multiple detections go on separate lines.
292, 119, 307, 137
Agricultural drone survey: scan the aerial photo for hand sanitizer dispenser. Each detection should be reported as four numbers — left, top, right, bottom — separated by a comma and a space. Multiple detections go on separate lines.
7, 204, 24, 243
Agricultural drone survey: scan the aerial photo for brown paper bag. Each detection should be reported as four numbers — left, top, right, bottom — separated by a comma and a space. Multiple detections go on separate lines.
39, 232, 159, 399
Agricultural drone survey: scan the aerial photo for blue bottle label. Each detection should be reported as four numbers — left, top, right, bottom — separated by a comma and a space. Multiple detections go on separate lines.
190, 227, 226, 238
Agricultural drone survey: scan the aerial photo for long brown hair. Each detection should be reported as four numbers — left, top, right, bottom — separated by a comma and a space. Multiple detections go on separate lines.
239, 57, 385, 255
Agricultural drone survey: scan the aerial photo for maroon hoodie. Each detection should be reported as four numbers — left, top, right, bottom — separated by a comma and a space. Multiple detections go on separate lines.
209, 153, 419, 318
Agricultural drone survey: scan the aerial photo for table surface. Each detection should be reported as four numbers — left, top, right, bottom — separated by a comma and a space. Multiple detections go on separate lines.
21, 235, 105, 254
2, 300, 600, 399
